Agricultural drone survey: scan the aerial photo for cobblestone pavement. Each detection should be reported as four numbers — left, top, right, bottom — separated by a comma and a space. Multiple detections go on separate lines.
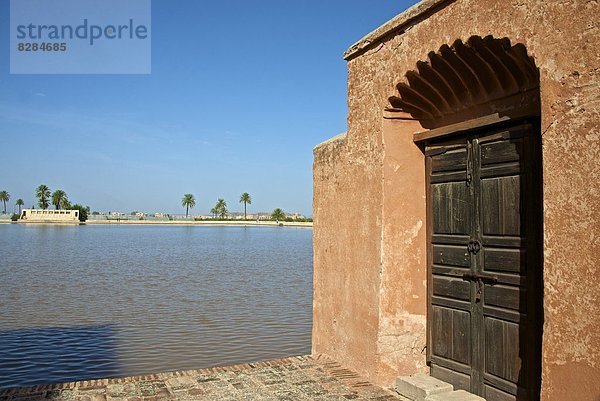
0, 355, 408, 401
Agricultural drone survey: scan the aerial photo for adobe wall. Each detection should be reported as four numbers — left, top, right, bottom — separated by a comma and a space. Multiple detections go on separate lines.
312, 0, 599, 400
313, 129, 383, 378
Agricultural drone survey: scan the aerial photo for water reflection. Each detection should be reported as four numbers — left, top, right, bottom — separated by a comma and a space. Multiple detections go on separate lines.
0, 325, 121, 389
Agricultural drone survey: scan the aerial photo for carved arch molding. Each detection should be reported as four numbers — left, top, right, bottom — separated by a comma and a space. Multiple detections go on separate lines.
388, 35, 540, 129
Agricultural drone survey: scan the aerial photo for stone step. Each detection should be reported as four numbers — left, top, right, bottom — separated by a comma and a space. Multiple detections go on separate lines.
426, 389, 486, 401
396, 373, 486, 401
396, 373, 453, 401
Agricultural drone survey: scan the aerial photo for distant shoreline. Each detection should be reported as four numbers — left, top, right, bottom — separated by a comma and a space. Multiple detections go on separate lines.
87, 220, 312, 227
1, 220, 313, 228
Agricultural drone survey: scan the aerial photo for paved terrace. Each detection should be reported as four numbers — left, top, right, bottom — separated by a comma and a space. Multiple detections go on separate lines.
0, 355, 408, 401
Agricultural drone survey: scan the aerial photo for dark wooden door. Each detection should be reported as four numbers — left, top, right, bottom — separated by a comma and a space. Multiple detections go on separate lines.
425, 120, 542, 401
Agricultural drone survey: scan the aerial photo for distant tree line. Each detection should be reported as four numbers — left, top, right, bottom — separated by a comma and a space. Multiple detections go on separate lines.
179, 192, 310, 222
0, 190, 25, 220
0, 186, 310, 223
0, 185, 89, 221
36, 185, 89, 222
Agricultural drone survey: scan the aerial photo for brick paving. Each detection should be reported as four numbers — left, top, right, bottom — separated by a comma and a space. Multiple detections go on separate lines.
0, 355, 408, 401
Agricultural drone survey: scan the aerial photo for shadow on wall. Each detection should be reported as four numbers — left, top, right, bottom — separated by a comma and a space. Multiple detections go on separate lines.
0, 324, 122, 390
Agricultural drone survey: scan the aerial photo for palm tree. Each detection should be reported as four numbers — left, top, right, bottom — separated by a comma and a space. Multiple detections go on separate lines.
271, 208, 285, 222
52, 190, 68, 210
0, 191, 10, 214
15, 198, 24, 214
210, 207, 217, 219
36, 185, 51, 210
60, 198, 72, 210
239, 192, 252, 220
181, 194, 196, 218
214, 198, 228, 219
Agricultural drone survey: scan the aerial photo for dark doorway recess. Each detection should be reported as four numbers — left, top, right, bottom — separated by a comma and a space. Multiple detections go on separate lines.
424, 119, 543, 401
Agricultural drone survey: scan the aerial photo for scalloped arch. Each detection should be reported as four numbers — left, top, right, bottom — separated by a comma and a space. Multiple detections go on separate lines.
388, 36, 540, 128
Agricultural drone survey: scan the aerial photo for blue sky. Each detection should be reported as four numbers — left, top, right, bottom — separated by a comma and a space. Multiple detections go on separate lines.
0, 1, 418, 216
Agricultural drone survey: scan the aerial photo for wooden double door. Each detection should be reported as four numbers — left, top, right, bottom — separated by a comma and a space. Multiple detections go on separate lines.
425, 120, 542, 401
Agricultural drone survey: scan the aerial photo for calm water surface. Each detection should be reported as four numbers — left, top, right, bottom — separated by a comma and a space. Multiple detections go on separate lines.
0, 224, 313, 389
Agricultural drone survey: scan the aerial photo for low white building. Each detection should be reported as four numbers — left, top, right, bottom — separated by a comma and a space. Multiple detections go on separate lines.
20, 209, 80, 223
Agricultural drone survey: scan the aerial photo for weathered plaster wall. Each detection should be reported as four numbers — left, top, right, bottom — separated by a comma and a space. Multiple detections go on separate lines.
378, 117, 428, 380
313, 131, 383, 381
313, 0, 599, 399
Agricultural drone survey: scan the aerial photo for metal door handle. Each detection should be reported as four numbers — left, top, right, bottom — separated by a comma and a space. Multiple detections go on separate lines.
478, 274, 498, 284
467, 239, 482, 254
462, 272, 478, 281
461, 272, 498, 285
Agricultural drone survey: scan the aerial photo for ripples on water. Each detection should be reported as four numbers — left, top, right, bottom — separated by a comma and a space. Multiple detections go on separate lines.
0, 225, 313, 389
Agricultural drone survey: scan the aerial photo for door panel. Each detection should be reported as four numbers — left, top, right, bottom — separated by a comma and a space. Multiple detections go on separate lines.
433, 182, 470, 234
432, 148, 468, 172
433, 276, 471, 301
484, 284, 526, 311
433, 245, 470, 267
431, 364, 471, 392
427, 137, 474, 392
481, 176, 521, 236
483, 248, 525, 274
426, 121, 541, 401
480, 138, 524, 165
431, 306, 471, 365
478, 127, 537, 401
484, 317, 522, 384
485, 385, 522, 401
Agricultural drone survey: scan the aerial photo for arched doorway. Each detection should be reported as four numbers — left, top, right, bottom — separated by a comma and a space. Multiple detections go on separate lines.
388, 36, 543, 401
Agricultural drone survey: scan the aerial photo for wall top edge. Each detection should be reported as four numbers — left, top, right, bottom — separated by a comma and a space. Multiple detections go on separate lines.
343, 0, 452, 61
313, 132, 347, 152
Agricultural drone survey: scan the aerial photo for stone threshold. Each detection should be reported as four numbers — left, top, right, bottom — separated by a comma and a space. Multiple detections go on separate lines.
396, 373, 485, 401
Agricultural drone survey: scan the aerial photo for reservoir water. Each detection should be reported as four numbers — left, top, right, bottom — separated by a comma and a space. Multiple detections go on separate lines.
0, 224, 313, 389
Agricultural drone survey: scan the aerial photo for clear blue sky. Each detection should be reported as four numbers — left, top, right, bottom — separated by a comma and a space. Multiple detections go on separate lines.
0, 1, 418, 216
